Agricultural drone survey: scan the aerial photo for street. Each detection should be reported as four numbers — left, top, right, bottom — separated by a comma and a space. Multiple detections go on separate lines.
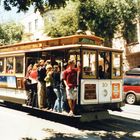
0, 103, 140, 140
0, 103, 96, 140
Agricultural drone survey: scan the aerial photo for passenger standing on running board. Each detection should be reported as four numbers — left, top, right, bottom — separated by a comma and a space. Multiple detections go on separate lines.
37, 59, 46, 109
29, 63, 38, 107
53, 65, 61, 112
24, 64, 32, 106
63, 59, 80, 116
60, 63, 67, 113
45, 64, 56, 110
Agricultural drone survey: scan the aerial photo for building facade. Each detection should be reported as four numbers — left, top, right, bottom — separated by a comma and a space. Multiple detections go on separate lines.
20, 11, 47, 41
21, 11, 140, 70
113, 19, 140, 70
125, 19, 140, 69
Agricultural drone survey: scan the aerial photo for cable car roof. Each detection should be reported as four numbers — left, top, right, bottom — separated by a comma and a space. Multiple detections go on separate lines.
0, 34, 103, 48
0, 44, 123, 56
0, 35, 123, 56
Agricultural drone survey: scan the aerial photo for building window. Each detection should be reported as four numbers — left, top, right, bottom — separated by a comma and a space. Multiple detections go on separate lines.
35, 19, 38, 30
126, 23, 138, 44
28, 22, 32, 32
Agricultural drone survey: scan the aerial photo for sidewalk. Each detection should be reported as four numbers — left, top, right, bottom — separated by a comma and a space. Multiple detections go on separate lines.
108, 104, 140, 121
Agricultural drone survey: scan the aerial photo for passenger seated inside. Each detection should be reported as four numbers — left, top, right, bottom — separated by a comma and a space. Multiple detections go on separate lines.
6, 63, 14, 73
84, 66, 91, 75
105, 67, 111, 79
99, 65, 105, 79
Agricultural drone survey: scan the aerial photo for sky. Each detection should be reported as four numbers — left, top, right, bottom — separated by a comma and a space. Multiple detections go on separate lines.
0, 2, 33, 23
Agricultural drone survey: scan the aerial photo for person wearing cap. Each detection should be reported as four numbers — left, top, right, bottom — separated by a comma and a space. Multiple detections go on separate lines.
37, 59, 46, 109
44, 60, 51, 67
63, 59, 79, 116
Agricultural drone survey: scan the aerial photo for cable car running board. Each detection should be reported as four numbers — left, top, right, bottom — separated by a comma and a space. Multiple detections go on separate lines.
80, 111, 110, 122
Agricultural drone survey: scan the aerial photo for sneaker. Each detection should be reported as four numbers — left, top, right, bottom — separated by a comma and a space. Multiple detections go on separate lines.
68, 111, 74, 117
49, 108, 53, 111
62, 111, 68, 115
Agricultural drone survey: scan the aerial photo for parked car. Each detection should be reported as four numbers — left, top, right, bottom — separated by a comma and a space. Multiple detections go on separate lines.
125, 68, 140, 76
123, 75, 140, 105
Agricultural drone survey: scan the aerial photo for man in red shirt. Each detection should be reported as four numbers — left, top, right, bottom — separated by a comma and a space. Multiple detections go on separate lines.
63, 59, 79, 116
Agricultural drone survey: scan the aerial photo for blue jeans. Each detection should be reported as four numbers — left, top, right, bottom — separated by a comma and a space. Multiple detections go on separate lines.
60, 87, 67, 111
53, 88, 61, 112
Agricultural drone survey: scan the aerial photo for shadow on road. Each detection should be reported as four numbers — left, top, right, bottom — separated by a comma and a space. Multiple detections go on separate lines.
1, 102, 140, 140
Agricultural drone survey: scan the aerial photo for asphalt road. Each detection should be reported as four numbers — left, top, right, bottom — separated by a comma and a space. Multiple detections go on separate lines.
0, 103, 100, 140
0, 103, 140, 140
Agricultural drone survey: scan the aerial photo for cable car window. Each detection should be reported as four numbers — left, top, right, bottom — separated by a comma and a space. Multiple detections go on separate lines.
69, 50, 80, 68
98, 51, 111, 79
112, 53, 122, 78
83, 51, 96, 78
15, 56, 24, 74
79, 38, 96, 45
6, 57, 14, 74
0, 58, 4, 73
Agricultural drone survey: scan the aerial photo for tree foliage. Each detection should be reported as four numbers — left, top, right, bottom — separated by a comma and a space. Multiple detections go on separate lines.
2, 0, 139, 46
0, 22, 23, 45
2, 0, 70, 13
44, 1, 79, 37
79, 0, 138, 46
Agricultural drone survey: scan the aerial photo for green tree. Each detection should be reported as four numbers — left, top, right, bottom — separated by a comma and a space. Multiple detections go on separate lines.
44, 1, 79, 37
79, 0, 138, 46
2, 0, 71, 13
3, 0, 138, 46
0, 25, 6, 45
0, 22, 23, 45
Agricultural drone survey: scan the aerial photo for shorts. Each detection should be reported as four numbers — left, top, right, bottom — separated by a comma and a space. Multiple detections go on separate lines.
66, 87, 77, 100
